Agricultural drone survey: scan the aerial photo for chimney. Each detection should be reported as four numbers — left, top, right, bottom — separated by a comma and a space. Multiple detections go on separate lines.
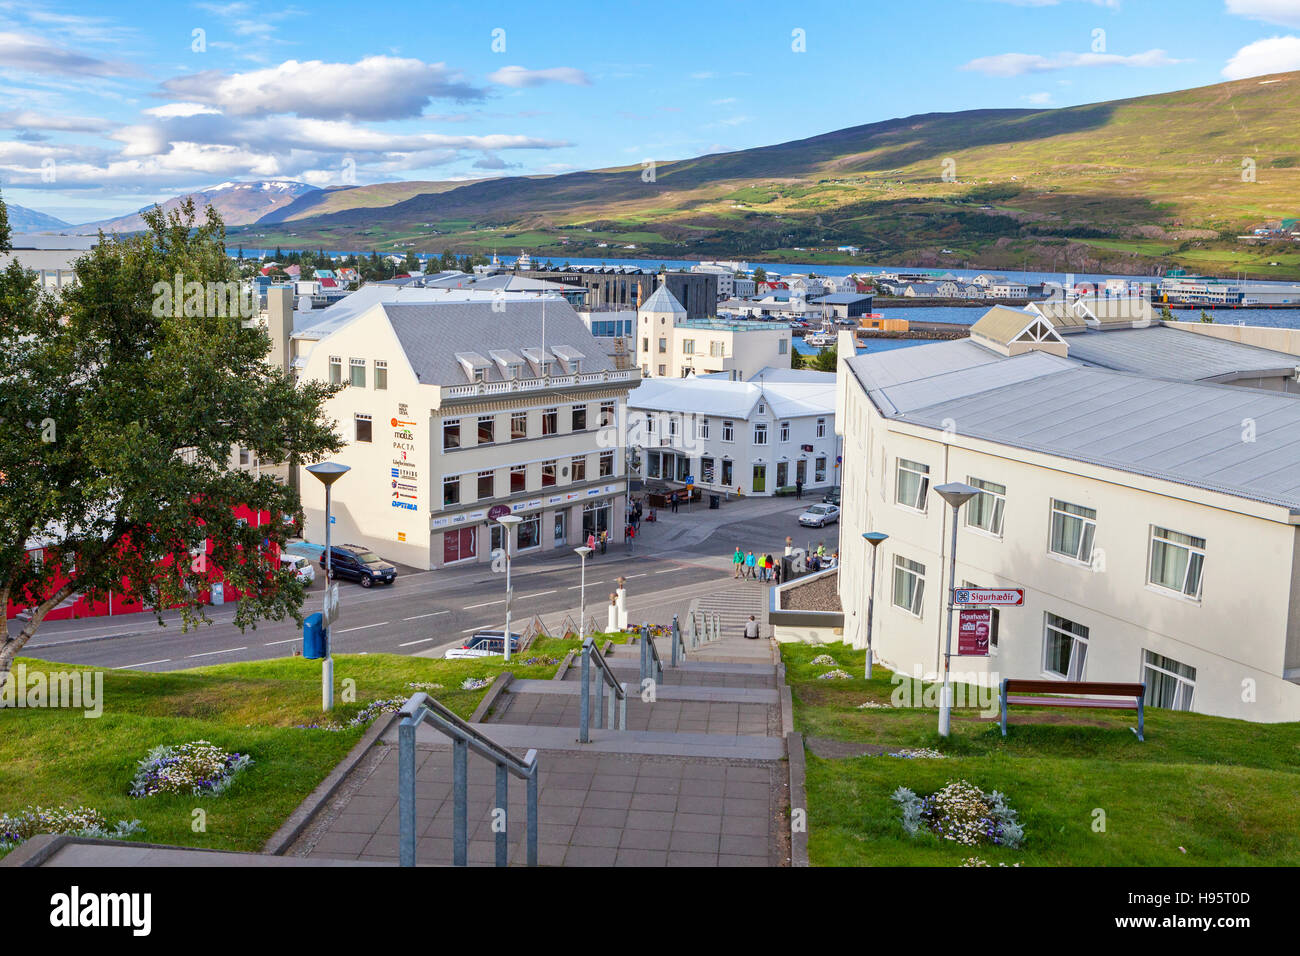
267, 286, 293, 373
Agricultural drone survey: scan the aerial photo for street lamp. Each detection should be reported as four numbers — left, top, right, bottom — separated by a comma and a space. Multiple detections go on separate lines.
933, 481, 979, 738
496, 513, 522, 662
574, 546, 593, 641
306, 460, 350, 711
861, 531, 888, 679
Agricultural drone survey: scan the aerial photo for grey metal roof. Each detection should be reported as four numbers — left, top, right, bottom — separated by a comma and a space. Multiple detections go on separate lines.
382, 298, 616, 386
809, 293, 873, 304
640, 282, 686, 314
1066, 326, 1300, 382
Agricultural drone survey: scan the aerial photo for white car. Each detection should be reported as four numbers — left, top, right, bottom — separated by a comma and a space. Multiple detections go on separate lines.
798, 504, 840, 527
280, 553, 316, 585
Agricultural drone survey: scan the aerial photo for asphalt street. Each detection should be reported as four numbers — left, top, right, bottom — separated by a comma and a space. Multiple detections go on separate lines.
20, 493, 841, 672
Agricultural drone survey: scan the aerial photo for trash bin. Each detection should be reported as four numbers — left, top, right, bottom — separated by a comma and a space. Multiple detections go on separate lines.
709, 494, 720, 510
210, 582, 224, 606
302, 612, 325, 660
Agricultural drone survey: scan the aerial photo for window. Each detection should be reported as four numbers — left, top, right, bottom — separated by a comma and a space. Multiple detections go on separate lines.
477, 415, 495, 445
572, 404, 587, 431
780, 422, 790, 442
510, 464, 526, 493
1143, 650, 1196, 711
355, 414, 372, 443
642, 337, 649, 353
599, 451, 614, 477
669, 416, 679, 438
443, 419, 460, 450
517, 514, 541, 550
542, 408, 558, 435
1049, 500, 1096, 564
443, 474, 460, 507
722, 420, 734, 442
600, 401, 616, 428
646, 451, 661, 479
478, 470, 494, 499
701, 456, 715, 483
511, 411, 527, 440
542, 460, 557, 486
658, 365, 666, 376
753, 423, 768, 445
892, 555, 926, 617
374, 360, 388, 390
647, 414, 657, 436
966, 478, 1006, 537
683, 339, 695, 355
895, 458, 930, 511
710, 341, 724, 358
779, 339, 788, 355
658, 337, 667, 354
1043, 613, 1089, 680
815, 456, 826, 483
571, 455, 586, 482
698, 417, 709, 440
1148, 527, 1205, 599
329, 356, 342, 386
816, 417, 826, 438
349, 358, 366, 388
721, 459, 733, 486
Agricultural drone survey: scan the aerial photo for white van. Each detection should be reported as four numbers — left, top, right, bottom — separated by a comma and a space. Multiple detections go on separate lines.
280, 552, 316, 585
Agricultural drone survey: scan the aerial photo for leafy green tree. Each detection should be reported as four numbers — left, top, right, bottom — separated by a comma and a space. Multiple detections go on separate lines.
1200, 310, 1214, 323
753, 266, 767, 285
0, 198, 342, 690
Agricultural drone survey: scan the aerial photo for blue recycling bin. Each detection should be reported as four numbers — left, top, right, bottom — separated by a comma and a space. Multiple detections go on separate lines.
302, 612, 325, 660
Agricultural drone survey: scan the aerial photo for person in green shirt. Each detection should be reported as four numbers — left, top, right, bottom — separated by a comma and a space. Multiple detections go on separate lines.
733, 546, 744, 579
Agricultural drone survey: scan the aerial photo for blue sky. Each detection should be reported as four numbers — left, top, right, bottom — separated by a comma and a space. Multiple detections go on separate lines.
3, 0, 1300, 223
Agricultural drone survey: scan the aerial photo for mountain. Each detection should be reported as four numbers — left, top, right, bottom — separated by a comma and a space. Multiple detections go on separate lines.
3, 202, 70, 232
81, 181, 320, 234
231, 71, 1300, 279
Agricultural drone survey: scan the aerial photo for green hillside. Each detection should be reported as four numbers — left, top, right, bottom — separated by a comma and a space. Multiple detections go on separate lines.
232, 71, 1300, 278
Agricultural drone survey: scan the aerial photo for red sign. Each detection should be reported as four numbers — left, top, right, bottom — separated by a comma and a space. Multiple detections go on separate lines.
487, 505, 512, 521
958, 608, 992, 656
952, 587, 1024, 607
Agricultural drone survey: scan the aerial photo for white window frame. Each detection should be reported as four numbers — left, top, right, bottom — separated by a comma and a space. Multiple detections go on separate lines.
894, 458, 930, 512
1147, 526, 1205, 600
816, 417, 826, 438
698, 417, 709, 440
1049, 499, 1096, 565
753, 423, 768, 445
892, 554, 926, 617
1042, 613, 1089, 680
965, 477, 1007, 538
1142, 650, 1196, 711
374, 359, 388, 391
722, 420, 735, 443
779, 421, 790, 443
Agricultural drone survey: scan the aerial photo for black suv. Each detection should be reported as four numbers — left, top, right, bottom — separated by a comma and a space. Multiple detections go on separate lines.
319, 544, 398, 588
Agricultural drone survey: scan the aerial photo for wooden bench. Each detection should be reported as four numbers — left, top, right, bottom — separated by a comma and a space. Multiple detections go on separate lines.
1000, 679, 1146, 741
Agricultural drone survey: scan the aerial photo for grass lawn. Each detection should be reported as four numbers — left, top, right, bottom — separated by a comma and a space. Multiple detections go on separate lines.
784, 642, 1300, 866
0, 635, 602, 858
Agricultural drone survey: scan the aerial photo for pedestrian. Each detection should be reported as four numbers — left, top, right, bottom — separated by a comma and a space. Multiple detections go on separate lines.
796, 478, 803, 500
745, 550, 756, 580
784, 536, 793, 558
773, 557, 783, 585
626, 522, 636, 553
764, 553, 774, 582
671, 494, 680, 514
733, 545, 744, 579
743, 615, 760, 640
599, 529, 608, 554
587, 531, 596, 555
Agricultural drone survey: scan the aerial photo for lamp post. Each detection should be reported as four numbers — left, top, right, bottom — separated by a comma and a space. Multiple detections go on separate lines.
933, 481, 979, 737
574, 546, 593, 641
496, 513, 522, 662
861, 531, 888, 679
306, 461, 350, 711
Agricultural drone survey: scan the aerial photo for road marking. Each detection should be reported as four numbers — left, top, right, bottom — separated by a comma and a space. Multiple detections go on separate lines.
336, 622, 388, 633
626, 573, 647, 578
119, 659, 170, 669
187, 647, 247, 658
403, 611, 450, 621
399, 638, 434, 647
264, 638, 299, 647
524, 589, 557, 598
463, 600, 504, 609
654, 568, 679, 574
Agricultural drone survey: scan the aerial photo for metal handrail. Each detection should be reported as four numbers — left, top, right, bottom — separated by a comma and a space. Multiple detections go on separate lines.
398, 692, 539, 867
639, 622, 664, 685
580, 637, 628, 743
671, 614, 685, 665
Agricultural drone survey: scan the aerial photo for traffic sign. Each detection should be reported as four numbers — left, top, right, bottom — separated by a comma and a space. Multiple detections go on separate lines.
952, 588, 1024, 607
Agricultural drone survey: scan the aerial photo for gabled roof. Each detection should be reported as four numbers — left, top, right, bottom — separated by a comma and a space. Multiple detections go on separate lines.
969, 305, 1048, 346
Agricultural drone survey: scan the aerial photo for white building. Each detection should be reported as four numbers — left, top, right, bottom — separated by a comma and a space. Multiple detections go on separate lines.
290, 291, 640, 569
627, 368, 838, 496
833, 308, 1300, 723
989, 279, 1029, 299
637, 281, 793, 380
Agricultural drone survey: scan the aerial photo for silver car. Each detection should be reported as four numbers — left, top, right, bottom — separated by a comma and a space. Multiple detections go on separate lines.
798, 504, 840, 527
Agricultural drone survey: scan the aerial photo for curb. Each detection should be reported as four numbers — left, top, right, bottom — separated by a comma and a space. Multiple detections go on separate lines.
263, 710, 399, 855
469, 670, 514, 723
553, 649, 576, 680
787, 730, 810, 868
776, 662, 795, 738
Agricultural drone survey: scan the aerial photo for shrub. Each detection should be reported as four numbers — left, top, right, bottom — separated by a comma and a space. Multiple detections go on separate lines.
130, 741, 253, 798
891, 779, 1024, 849
0, 805, 143, 854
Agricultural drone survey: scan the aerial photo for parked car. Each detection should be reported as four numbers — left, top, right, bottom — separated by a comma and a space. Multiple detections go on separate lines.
798, 503, 840, 528
444, 630, 522, 659
822, 488, 841, 506
318, 544, 397, 588
279, 552, 316, 585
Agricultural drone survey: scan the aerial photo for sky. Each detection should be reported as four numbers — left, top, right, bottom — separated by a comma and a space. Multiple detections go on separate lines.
3, 0, 1300, 224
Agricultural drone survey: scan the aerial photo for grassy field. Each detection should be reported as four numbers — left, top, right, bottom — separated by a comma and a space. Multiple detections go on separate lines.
0, 635, 603, 857
783, 642, 1300, 866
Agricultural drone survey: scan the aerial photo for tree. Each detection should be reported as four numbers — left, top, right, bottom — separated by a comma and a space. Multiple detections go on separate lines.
753, 266, 767, 285
1160, 304, 1175, 321
0, 198, 342, 691
1200, 310, 1214, 324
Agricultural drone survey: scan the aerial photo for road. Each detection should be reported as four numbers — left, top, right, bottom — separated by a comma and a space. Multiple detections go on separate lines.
21, 493, 841, 672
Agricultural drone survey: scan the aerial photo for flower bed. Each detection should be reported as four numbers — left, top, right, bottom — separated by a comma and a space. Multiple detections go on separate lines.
461, 676, 492, 691
891, 779, 1023, 848
129, 741, 253, 798
811, 654, 837, 666
0, 805, 143, 854
817, 668, 852, 680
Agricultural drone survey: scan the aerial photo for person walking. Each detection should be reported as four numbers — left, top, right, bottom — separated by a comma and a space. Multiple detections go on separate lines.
587, 531, 597, 555
733, 546, 744, 580
795, 478, 803, 500
773, 557, 783, 586
764, 553, 775, 582
626, 522, 636, 553
599, 528, 608, 554
743, 615, 760, 640
745, 550, 757, 580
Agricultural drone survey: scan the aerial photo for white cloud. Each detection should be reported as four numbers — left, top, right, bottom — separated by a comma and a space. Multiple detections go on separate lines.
962, 49, 1181, 76
0, 108, 114, 132
1225, 0, 1300, 29
1022, 92, 1054, 105
161, 56, 484, 121
1222, 35, 1300, 78
486, 65, 591, 88
142, 103, 223, 119
0, 30, 138, 77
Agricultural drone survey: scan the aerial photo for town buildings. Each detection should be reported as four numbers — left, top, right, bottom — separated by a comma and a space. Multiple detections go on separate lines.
636, 282, 793, 381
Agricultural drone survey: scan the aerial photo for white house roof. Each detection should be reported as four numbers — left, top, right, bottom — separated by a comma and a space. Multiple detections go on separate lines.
628, 374, 836, 421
